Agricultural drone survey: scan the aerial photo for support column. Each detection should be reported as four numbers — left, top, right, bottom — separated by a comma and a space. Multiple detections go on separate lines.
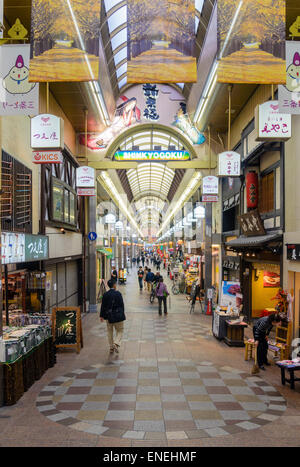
88, 195, 97, 313
205, 203, 213, 307
0, 115, 3, 407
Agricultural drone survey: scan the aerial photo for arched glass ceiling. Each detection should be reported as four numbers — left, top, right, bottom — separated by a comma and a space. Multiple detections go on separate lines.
127, 163, 175, 200
103, 0, 205, 92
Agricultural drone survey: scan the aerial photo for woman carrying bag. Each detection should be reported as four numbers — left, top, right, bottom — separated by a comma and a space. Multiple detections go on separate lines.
100, 279, 126, 354
156, 277, 169, 316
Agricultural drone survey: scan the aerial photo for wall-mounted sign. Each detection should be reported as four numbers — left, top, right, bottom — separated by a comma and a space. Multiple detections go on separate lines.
76, 166, 95, 188
255, 100, 292, 141
32, 150, 63, 164
287, 244, 300, 261
202, 195, 218, 203
202, 176, 219, 195
88, 232, 97, 242
238, 209, 266, 237
31, 114, 64, 149
218, 152, 241, 177
0, 45, 39, 116
279, 42, 300, 114
1, 232, 49, 264
77, 188, 96, 197
114, 150, 190, 162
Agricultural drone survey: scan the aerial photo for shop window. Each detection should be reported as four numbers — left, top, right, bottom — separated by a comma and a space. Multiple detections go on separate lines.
51, 177, 76, 226
259, 171, 274, 214
1, 151, 32, 233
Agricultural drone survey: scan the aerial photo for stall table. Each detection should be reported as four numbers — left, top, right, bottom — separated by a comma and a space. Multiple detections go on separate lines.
224, 321, 248, 347
276, 361, 300, 390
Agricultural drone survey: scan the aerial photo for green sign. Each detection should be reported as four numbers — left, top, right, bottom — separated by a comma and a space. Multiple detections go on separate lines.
25, 234, 49, 262
114, 150, 190, 161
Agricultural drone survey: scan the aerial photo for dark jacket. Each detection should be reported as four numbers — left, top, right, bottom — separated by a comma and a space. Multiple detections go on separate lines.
146, 271, 155, 282
100, 289, 126, 322
153, 274, 162, 284
253, 316, 273, 340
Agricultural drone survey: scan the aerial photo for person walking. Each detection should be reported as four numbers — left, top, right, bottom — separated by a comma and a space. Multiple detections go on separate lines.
100, 279, 126, 354
111, 268, 118, 284
156, 277, 169, 316
146, 268, 155, 292
137, 266, 144, 291
253, 313, 281, 370
156, 257, 161, 271
141, 255, 145, 267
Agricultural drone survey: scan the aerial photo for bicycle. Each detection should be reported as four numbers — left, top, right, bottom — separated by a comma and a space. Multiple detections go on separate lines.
150, 282, 157, 304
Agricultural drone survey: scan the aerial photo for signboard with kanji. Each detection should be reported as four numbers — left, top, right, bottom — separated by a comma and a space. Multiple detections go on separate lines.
255, 100, 292, 141
76, 166, 95, 188
25, 234, 49, 261
31, 114, 64, 149
238, 209, 266, 237
202, 176, 219, 195
1, 232, 49, 263
218, 152, 241, 177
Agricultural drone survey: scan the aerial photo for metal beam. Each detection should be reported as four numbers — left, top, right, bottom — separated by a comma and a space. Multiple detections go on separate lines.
166, 160, 217, 170
89, 161, 138, 170
89, 160, 216, 170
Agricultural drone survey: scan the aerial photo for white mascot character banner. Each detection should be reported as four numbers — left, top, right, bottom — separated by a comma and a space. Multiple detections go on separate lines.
0, 44, 39, 116
279, 41, 300, 115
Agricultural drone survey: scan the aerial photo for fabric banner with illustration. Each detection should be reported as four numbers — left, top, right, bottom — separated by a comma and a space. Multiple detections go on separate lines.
279, 41, 300, 114
29, 0, 101, 82
0, 45, 39, 116
217, 0, 286, 84
78, 84, 205, 151
127, 0, 196, 83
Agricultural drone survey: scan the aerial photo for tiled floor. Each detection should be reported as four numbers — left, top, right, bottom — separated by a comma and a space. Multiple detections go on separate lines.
1, 267, 300, 447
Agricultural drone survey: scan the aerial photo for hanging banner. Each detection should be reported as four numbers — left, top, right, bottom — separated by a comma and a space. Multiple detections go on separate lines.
0, 45, 39, 116
78, 84, 205, 151
218, 151, 241, 177
31, 114, 64, 149
279, 41, 300, 114
29, 0, 101, 82
127, 0, 196, 83
255, 100, 292, 141
76, 166, 95, 188
217, 0, 286, 84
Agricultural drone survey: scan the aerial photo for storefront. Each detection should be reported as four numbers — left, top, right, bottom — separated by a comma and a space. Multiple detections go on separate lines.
284, 240, 300, 340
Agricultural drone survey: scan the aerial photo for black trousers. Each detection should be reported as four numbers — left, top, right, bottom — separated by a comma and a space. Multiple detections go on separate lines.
158, 296, 167, 314
253, 327, 268, 366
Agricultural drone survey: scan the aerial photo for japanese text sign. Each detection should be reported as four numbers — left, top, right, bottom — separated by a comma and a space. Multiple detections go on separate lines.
0, 45, 39, 116
32, 150, 63, 164
25, 234, 49, 261
1, 232, 49, 263
76, 166, 95, 188
238, 209, 266, 237
218, 152, 241, 177
255, 100, 291, 141
202, 176, 219, 195
31, 114, 64, 149
279, 42, 300, 114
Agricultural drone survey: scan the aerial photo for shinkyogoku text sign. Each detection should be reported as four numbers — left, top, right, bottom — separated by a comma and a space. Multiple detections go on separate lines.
114, 150, 190, 161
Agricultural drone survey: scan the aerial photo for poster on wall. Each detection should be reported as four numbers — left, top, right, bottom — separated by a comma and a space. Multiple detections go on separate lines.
78, 84, 205, 150
0, 45, 39, 116
220, 281, 241, 307
29, 0, 101, 82
279, 42, 300, 114
263, 271, 280, 288
217, 0, 286, 84
127, 0, 197, 83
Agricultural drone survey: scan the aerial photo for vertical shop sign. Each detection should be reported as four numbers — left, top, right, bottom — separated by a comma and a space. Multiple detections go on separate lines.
143, 84, 159, 121
30, 0, 101, 82
218, 152, 241, 177
202, 176, 219, 195
255, 101, 292, 141
0, 45, 39, 116
76, 166, 95, 188
217, 0, 285, 84
127, 0, 196, 83
279, 42, 300, 114
31, 114, 64, 149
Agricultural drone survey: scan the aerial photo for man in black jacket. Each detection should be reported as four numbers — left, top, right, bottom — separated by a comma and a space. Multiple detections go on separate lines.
100, 279, 126, 354
253, 313, 281, 370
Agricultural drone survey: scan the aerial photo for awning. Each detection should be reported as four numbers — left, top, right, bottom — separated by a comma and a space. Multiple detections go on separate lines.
226, 233, 282, 249
97, 247, 113, 259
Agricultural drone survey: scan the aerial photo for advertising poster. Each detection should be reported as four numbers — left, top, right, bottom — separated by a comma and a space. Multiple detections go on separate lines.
217, 0, 286, 84
0, 45, 39, 116
263, 271, 280, 288
29, 0, 101, 82
78, 84, 205, 151
220, 281, 241, 307
279, 41, 300, 114
127, 0, 196, 83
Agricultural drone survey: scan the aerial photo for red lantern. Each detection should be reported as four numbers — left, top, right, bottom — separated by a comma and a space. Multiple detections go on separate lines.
246, 171, 258, 209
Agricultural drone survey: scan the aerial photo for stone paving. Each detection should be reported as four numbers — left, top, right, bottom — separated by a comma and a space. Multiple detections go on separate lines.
1, 267, 300, 447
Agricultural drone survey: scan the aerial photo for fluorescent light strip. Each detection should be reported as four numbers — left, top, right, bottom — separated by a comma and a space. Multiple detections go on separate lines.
99, 172, 144, 238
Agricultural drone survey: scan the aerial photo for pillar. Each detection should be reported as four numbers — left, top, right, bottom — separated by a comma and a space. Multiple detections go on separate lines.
88, 195, 97, 313
205, 203, 213, 307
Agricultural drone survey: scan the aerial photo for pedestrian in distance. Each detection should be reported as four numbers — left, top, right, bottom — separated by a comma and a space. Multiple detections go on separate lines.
146, 268, 155, 292
137, 266, 144, 291
156, 277, 169, 316
253, 313, 281, 370
100, 279, 126, 354
111, 268, 118, 283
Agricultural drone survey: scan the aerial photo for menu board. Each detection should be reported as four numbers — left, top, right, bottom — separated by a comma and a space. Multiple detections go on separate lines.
52, 307, 82, 354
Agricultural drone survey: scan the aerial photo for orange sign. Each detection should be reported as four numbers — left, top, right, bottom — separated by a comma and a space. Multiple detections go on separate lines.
32, 150, 63, 164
